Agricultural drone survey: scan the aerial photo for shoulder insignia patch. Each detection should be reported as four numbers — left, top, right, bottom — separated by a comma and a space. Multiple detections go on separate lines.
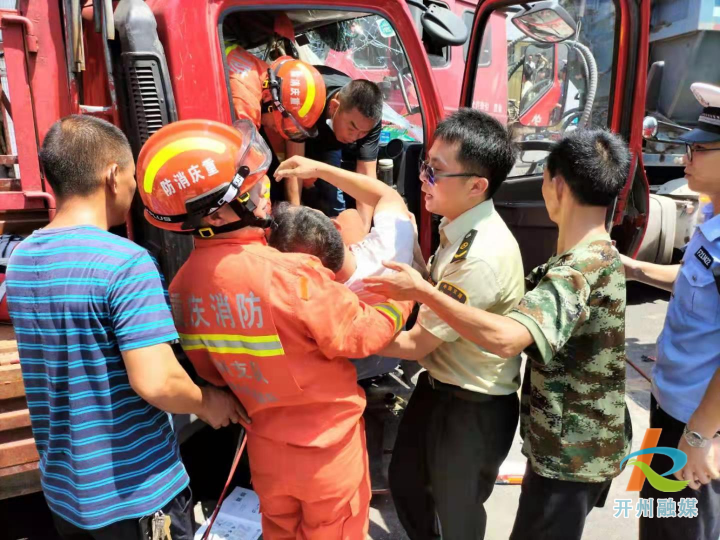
437, 281, 468, 304
695, 246, 713, 270
453, 230, 478, 262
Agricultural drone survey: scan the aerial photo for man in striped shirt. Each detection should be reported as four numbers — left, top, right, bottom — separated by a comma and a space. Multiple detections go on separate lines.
6, 115, 247, 539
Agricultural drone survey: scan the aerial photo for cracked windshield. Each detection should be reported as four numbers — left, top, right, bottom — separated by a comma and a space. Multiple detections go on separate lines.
299, 14, 424, 145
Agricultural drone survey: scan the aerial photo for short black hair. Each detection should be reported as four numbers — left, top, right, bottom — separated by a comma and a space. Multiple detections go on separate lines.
338, 80, 383, 124
39, 115, 132, 198
268, 203, 345, 273
547, 129, 630, 206
434, 108, 517, 198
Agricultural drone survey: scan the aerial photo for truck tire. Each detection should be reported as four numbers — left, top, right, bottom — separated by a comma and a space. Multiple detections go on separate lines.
636, 194, 677, 265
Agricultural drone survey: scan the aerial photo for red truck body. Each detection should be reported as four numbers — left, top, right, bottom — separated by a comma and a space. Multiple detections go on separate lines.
0, 0, 651, 501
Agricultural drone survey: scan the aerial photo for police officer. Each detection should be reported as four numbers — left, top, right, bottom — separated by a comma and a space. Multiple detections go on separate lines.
622, 82, 720, 540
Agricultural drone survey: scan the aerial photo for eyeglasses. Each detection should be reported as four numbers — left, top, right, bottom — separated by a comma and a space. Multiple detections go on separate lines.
418, 158, 481, 186
685, 144, 720, 162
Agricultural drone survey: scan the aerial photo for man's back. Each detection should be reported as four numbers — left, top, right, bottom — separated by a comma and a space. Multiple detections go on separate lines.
170, 233, 408, 448
508, 235, 630, 482
6, 226, 187, 529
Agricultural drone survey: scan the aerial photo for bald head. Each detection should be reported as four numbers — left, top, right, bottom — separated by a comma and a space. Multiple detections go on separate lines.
40, 115, 133, 198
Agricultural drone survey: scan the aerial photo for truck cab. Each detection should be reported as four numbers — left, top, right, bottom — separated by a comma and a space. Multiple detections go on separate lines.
0, 0, 650, 502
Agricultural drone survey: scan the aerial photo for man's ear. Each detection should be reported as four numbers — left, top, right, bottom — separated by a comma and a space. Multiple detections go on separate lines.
330, 218, 343, 233
469, 176, 490, 199
554, 175, 566, 200
328, 98, 341, 117
105, 163, 120, 195
204, 206, 233, 227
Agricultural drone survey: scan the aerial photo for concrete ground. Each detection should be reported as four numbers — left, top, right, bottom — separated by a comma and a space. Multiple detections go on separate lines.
1, 284, 669, 540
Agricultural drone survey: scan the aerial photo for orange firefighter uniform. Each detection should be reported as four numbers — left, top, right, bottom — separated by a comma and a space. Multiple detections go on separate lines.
170, 231, 410, 539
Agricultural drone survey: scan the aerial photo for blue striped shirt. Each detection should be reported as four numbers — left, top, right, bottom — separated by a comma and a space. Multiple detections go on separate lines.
6, 225, 187, 530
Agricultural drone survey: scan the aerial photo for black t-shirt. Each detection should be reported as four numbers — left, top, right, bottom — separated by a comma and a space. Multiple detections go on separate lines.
305, 65, 381, 163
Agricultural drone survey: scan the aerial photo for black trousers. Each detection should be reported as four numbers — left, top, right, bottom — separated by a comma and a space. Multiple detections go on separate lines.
389, 371, 519, 540
52, 487, 195, 540
509, 463, 611, 540
639, 396, 720, 540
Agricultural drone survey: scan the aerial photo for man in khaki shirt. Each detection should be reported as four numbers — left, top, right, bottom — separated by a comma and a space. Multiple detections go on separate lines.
374, 109, 523, 540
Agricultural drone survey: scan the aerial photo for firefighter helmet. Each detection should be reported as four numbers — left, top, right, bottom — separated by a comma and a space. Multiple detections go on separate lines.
262, 56, 326, 141
137, 119, 272, 234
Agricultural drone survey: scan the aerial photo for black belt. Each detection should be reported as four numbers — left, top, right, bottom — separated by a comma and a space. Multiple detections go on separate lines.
426, 373, 515, 403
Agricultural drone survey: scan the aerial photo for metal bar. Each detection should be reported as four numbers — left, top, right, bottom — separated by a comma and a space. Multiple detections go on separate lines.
0, 14, 38, 53
0, 20, 42, 194
0, 192, 45, 211
98, 0, 119, 126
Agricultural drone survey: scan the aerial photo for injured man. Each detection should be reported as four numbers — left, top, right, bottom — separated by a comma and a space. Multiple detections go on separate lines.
270, 156, 421, 379
269, 155, 423, 305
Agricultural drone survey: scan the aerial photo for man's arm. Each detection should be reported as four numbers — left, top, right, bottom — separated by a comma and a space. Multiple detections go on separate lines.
379, 323, 444, 360
123, 344, 248, 428
276, 155, 406, 216
620, 254, 680, 292
110, 251, 248, 428
364, 261, 535, 358
284, 140, 305, 205
355, 159, 377, 233
292, 261, 412, 359
675, 368, 720, 489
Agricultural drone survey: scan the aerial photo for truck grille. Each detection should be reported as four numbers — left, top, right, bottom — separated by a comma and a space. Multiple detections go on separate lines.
127, 59, 169, 144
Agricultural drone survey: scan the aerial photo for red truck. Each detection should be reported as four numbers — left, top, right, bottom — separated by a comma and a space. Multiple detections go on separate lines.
0, 0, 651, 502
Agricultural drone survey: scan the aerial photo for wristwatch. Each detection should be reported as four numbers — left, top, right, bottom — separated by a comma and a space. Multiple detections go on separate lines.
683, 425, 720, 448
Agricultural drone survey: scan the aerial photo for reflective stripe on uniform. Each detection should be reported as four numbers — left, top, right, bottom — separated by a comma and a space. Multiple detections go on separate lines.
373, 303, 402, 333
178, 332, 284, 356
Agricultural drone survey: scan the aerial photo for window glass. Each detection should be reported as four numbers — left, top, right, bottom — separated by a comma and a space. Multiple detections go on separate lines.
302, 14, 424, 143
469, 0, 617, 176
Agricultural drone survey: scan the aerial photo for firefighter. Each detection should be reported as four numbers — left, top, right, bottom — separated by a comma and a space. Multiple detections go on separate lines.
226, 35, 383, 229
136, 119, 412, 539
228, 51, 327, 207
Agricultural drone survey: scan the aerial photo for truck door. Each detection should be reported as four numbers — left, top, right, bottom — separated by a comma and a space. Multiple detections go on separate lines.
460, 0, 651, 271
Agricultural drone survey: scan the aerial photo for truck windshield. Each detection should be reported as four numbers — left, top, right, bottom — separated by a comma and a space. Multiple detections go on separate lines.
471, 0, 618, 177
222, 10, 424, 145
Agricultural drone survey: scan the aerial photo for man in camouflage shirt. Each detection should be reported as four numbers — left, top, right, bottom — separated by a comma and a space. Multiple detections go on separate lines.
364, 129, 632, 539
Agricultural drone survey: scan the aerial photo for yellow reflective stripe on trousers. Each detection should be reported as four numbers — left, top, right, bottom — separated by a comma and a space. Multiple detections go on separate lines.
373, 303, 402, 333
179, 332, 284, 356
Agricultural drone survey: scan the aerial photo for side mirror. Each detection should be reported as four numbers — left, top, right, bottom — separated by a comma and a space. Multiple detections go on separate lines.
642, 116, 659, 140
512, 1, 577, 43
406, 0, 469, 46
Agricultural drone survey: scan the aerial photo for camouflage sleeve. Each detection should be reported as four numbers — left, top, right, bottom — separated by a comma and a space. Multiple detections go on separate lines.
506, 265, 590, 364
418, 256, 501, 342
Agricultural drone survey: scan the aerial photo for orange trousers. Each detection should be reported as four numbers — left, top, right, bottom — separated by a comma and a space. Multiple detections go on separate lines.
247, 420, 371, 539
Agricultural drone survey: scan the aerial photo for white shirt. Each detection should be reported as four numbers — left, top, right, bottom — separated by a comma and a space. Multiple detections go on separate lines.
344, 211, 415, 305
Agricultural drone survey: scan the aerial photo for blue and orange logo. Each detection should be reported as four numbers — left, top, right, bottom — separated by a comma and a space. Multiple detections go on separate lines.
622, 428, 689, 493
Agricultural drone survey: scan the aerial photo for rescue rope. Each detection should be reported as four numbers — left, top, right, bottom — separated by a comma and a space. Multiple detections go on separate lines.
625, 356, 652, 384
201, 429, 248, 540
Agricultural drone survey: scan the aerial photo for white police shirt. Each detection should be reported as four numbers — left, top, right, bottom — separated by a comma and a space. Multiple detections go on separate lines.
653, 211, 720, 423
343, 211, 415, 306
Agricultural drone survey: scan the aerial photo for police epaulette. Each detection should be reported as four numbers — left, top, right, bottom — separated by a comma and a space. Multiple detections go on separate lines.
452, 230, 478, 262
